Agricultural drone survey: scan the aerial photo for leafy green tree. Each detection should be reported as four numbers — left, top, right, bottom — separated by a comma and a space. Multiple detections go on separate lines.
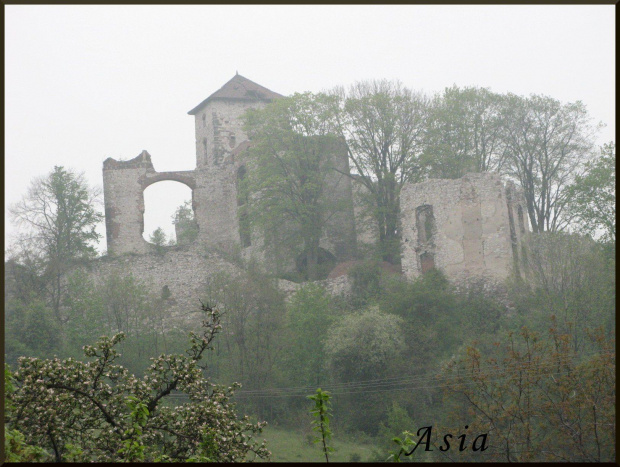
4, 366, 52, 462
285, 284, 334, 387
566, 142, 615, 243
9, 166, 103, 322
4, 299, 63, 367
511, 232, 615, 350
328, 80, 431, 264
442, 323, 615, 462
202, 267, 286, 421
6, 305, 271, 462
325, 307, 406, 381
324, 307, 406, 434
424, 86, 506, 178
500, 94, 598, 233
172, 200, 199, 245
243, 92, 350, 280
148, 227, 169, 253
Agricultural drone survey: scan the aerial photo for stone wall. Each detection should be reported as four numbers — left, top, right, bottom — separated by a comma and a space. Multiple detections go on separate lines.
79, 245, 243, 327
103, 151, 196, 255
400, 173, 528, 284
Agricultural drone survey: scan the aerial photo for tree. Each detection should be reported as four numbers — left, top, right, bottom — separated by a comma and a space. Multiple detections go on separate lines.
442, 322, 615, 462
6, 304, 271, 462
148, 227, 169, 253
511, 232, 615, 351
285, 284, 334, 387
9, 166, 103, 322
328, 80, 431, 264
566, 142, 615, 243
501, 94, 597, 233
243, 92, 351, 280
324, 307, 406, 434
423, 86, 506, 179
172, 200, 199, 245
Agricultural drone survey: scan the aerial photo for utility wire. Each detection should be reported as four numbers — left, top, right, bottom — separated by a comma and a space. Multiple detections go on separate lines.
164, 349, 613, 399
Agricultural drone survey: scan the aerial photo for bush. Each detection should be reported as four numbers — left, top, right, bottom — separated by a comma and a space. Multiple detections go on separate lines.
6, 305, 271, 462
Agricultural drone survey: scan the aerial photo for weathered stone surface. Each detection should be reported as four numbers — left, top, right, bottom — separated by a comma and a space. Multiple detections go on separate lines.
104, 75, 358, 271
400, 172, 528, 284
99, 76, 528, 311
79, 245, 243, 327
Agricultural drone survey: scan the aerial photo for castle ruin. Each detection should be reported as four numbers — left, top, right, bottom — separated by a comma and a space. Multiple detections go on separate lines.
99, 74, 528, 313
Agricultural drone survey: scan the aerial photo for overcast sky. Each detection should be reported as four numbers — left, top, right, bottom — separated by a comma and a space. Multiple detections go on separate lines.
5, 5, 615, 253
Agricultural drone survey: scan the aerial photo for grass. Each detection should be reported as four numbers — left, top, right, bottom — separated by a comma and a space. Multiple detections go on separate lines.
256, 425, 379, 462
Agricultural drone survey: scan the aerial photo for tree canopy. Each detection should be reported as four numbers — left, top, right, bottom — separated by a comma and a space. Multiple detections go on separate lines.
243, 92, 351, 280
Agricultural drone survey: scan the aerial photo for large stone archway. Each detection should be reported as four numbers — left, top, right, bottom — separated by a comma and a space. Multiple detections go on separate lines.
103, 151, 197, 255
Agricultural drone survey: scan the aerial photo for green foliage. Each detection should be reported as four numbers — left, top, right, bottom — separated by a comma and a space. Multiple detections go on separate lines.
325, 307, 406, 381
9, 165, 103, 321
285, 284, 333, 387
117, 396, 149, 461
348, 260, 383, 306
172, 200, 199, 245
6, 304, 271, 462
149, 227, 169, 253
243, 92, 350, 280
377, 402, 416, 456
567, 142, 615, 242
10, 166, 102, 262
4, 299, 63, 366
202, 267, 287, 422
387, 431, 417, 462
510, 232, 615, 350
424, 85, 506, 178
501, 94, 597, 233
308, 388, 334, 462
328, 80, 430, 264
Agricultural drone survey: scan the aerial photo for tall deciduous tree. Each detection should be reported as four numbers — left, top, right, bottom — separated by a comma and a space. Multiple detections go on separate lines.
243, 92, 350, 280
328, 80, 430, 264
443, 323, 615, 462
566, 142, 615, 243
501, 95, 597, 233
424, 86, 506, 179
9, 166, 103, 322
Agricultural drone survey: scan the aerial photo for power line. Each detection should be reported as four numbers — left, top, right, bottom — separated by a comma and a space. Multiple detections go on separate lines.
164, 349, 613, 399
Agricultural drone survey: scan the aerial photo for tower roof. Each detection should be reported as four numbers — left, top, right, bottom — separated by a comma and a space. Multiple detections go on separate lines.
188, 74, 283, 115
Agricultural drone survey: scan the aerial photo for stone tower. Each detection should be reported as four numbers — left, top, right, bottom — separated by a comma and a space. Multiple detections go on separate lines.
187, 74, 283, 250
103, 74, 357, 268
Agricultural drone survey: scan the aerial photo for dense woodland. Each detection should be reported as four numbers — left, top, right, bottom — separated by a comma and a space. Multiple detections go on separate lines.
4, 83, 615, 462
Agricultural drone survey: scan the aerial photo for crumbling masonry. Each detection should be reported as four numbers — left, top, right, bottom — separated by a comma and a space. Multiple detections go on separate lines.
100, 74, 528, 311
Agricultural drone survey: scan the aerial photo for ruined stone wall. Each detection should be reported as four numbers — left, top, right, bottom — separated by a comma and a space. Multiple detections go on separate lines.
79, 246, 243, 327
400, 173, 528, 284
317, 139, 357, 261
103, 152, 154, 255
192, 100, 266, 251
103, 151, 196, 256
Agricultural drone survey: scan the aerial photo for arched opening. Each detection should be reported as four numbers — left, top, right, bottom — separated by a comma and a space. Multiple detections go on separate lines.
142, 181, 196, 246
415, 205, 436, 273
416, 204, 436, 244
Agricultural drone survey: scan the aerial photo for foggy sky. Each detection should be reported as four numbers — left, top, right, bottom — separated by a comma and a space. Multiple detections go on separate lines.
5, 5, 615, 252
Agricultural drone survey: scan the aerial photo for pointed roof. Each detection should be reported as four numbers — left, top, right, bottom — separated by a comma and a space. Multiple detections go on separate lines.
188, 74, 283, 115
